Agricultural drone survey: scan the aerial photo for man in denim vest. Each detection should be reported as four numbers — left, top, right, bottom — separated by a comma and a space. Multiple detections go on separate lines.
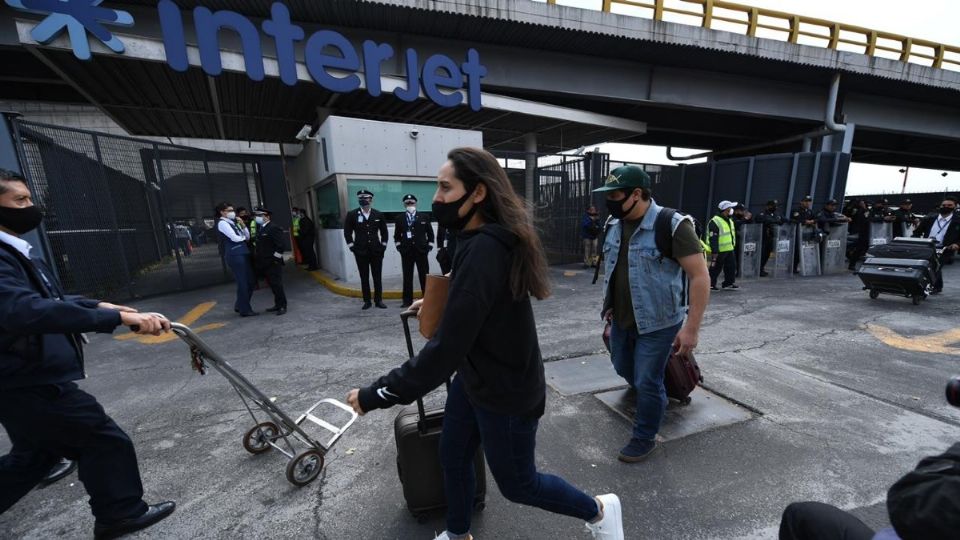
594, 166, 710, 462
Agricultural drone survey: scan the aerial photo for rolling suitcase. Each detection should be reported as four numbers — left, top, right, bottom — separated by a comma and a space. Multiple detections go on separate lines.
857, 257, 932, 304
663, 351, 703, 405
394, 311, 486, 522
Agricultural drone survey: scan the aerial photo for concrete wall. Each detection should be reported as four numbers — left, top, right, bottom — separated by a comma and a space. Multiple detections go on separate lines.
318, 223, 440, 284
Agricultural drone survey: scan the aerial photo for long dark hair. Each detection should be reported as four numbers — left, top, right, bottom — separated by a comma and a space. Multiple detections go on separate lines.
214, 201, 232, 218
447, 147, 551, 300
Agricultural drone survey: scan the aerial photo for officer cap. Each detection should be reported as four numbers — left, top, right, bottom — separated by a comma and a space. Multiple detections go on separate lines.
253, 206, 271, 215
766, 199, 779, 206
402, 194, 417, 204
801, 195, 812, 202
592, 165, 651, 192
825, 199, 838, 205
357, 189, 374, 197
718, 200, 738, 211
901, 199, 912, 204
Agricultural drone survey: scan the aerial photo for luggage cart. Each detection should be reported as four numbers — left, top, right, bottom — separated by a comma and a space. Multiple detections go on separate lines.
169, 323, 358, 486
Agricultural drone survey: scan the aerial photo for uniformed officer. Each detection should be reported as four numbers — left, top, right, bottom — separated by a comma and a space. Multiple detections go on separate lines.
731, 204, 753, 277
816, 198, 852, 233
791, 195, 817, 273
394, 194, 434, 308
295, 208, 319, 271
253, 207, 287, 315
893, 199, 918, 238
847, 198, 871, 270
708, 200, 739, 290
755, 199, 784, 277
344, 189, 389, 309
0, 169, 175, 538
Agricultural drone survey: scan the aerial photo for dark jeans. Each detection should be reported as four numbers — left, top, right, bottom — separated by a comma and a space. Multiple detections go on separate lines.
260, 262, 287, 308
0, 383, 148, 522
609, 322, 682, 441
354, 254, 383, 303
779, 502, 875, 540
297, 236, 317, 269
225, 254, 255, 314
710, 251, 737, 287
400, 252, 428, 305
440, 376, 598, 535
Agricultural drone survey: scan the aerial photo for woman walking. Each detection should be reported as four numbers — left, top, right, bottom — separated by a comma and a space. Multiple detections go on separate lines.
215, 202, 257, 317
347, 148, 624, 539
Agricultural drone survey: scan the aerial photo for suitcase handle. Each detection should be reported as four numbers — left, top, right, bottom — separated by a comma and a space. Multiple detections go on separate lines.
400, 311, 450, 435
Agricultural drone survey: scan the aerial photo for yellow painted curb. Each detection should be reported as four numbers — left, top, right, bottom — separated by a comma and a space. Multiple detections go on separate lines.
306, 268, 423, 300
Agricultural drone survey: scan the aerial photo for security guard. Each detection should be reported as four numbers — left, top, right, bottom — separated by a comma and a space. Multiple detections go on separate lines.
344, 189, 389, 309
816, 199, 851, 234
847, 198, 871, 270
791, 195, 817, 273
296, 208, 318, 271
755, 199, 784, 276
708, 200, 739, 290
393, 194, 434, 308
893, 199, 917, 238
253, 207, 287, 315
0, 169, 175, 538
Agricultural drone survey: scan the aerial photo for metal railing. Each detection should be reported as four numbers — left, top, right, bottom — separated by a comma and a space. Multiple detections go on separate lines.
546, 0, 960, 70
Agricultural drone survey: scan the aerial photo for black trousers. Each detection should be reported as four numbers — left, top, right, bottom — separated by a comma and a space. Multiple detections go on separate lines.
297, 236, 318, 270
354, 254, 383, 303
934, 250, 955, 290
260, 262, 287, 308
710, 251, 737, 287
400, 252, 429, 305
0, 382, 147, 522
779, 502, 875, 540
761, 239, 773, 271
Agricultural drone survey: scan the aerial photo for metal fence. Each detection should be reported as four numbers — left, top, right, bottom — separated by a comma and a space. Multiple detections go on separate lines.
14, 120, 264, 301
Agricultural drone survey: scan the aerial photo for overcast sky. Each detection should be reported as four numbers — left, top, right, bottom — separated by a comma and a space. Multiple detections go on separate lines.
534, 0, 959, 195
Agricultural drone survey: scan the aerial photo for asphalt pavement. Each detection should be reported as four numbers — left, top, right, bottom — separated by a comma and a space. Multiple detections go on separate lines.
2, 261, 958, 539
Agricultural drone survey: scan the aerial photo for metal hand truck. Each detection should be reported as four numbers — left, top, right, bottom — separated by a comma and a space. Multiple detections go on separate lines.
169, 323, 358, 486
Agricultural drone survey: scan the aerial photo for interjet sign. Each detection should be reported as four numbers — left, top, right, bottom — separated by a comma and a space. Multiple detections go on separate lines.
6, 0, 487, 111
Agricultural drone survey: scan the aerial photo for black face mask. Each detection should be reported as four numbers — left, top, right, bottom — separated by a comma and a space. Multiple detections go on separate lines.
606, 195, 638, 220
432, 189, 478, 231
940, 206, 956, 216
0, 205, 43, 234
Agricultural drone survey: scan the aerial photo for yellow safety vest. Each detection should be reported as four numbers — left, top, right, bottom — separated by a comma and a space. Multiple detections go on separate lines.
710, 215, 735, 253
292, 216, 300, 237
248, 219, 257, 237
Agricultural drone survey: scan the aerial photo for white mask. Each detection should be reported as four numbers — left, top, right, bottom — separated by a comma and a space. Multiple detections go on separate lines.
406, 206, 417, 214
254, 216, 265, 225
226, 211, 236, 220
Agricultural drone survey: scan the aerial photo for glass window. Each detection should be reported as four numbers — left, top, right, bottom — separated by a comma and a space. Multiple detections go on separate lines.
346, 178, 437, 221
314, 181, 341, 228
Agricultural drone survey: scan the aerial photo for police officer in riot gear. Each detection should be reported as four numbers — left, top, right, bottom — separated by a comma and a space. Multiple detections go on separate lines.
847, 198, 870, 270
394, 194, 434, 308
893, 199, 918, 238
755, 199, 784, 277
791, 195, 817, 273
344, 189, 389, 309
816, 199, 851, 233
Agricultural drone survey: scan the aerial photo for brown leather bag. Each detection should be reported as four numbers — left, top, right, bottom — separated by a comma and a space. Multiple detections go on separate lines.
418, 274, 450, 339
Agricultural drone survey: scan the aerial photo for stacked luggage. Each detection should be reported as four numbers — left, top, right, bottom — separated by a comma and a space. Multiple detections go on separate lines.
856, 237, 939, 305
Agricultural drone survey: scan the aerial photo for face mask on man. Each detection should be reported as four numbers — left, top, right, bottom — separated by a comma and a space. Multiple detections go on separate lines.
226, 211, 236, 220
359, 198, 371, 208
254, 216, 265, 225
406, 206, 416, 214
940, 206, 956, 216
605, 193, 638, 220
0, 205, 43, 234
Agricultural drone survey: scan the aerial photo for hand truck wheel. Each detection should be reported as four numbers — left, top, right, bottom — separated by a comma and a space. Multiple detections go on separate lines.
869, 289, 879, 299
912, 294, 922, 305
286, 449, 324, 487
242, 422, 279, 454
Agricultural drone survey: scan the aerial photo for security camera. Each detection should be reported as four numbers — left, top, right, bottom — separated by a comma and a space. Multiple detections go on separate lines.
295, 124, 313, 141
409, 129, 420, 139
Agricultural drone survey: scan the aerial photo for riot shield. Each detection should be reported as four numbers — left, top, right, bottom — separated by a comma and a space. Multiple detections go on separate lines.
797, 225, 822, 277
738, 223, 762, 279
821, 224, 848, 274
869, 222, 893, 247
771, 224, 796, 278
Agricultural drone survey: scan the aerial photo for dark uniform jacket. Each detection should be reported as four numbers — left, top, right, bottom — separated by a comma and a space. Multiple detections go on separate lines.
394, 211, 435, 255
791, 206, 816, 224
755, 210, 784, 240
913, 211, 960, 247
816, 209, 847, 233
298, 214, 316, 239
869, 206, 896, 223
344, 207, 388, 258
892, 208, 916, 237
253, 221, 286, 270
0, 242, 121, 390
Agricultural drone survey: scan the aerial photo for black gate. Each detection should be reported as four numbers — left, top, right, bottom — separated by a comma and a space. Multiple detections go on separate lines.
14, 120, 264, 300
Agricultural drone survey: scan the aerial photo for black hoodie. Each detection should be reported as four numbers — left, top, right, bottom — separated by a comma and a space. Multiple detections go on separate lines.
358, 223, 546, 418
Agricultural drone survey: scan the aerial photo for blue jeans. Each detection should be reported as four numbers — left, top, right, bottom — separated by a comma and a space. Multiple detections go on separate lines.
440, 376, 599, 535
224, 254, 254, 315
609, 322, 682, 441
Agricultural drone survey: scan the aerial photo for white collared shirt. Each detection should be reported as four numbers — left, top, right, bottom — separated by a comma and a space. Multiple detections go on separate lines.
931, 214, 953, 245
217, 218, 249, 242
0, 229, 32, 259
359, 208, 372, 222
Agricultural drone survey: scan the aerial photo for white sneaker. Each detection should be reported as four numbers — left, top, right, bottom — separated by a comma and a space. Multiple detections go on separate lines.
433, 532, 472, 540
585, 493, 624, 540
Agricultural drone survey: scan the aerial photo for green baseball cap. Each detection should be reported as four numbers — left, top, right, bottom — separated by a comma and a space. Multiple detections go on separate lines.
593, 165, 651, 193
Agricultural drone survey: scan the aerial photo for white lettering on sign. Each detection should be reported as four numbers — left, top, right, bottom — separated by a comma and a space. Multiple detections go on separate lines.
777, 240, 790, 253
743, 242, 757, 252
871, 238, 888, 246
827, 239, 841, 248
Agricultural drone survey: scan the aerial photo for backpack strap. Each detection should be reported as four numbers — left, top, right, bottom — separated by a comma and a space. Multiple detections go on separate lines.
654, 207, 677, 262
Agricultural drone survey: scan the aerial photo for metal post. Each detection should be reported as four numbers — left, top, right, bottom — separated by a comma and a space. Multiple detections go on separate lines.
705, 161, 716, 220
809, 152, 822, 202
153, 144, 187, 290
744, 157, 755, 208
92, 134, 136, 299
677, 164, 686, 210
828, 152, 842, 200
785, 153, 800, 213
203, 155, 229, 279
524, 133, 536, 216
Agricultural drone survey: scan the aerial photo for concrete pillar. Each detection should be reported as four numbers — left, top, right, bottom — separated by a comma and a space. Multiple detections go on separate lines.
523, 132, 537, 212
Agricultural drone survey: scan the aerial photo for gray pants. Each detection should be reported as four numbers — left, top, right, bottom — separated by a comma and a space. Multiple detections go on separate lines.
583, 238, 597, 266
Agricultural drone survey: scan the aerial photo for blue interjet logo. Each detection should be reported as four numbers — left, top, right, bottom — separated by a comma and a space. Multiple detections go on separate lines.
5, 0, 134, 60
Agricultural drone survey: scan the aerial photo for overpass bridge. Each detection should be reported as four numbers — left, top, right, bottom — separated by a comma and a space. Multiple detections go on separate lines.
2, 0, 959, 169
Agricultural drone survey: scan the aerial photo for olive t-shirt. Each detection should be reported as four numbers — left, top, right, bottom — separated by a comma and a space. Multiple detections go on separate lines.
611, 219, 702, 331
